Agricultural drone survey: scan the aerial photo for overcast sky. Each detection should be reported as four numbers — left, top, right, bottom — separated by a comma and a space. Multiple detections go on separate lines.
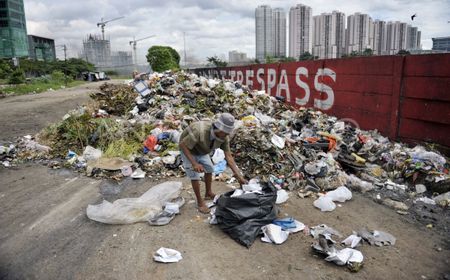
24, 0, 450, 64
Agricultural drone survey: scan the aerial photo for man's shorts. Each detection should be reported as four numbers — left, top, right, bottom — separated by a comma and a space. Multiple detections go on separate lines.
180, 151, 214, 180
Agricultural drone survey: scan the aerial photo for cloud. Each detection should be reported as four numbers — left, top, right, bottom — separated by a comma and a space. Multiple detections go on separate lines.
24, 0, 449, 62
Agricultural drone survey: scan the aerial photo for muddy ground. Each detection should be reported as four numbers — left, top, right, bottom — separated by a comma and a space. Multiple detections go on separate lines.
0, 83, 449, 280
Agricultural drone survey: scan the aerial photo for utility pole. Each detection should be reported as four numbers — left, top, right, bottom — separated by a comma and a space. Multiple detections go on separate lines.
183, 32, 187, 68
58, 44, 68, 86
63, 44, 67, 86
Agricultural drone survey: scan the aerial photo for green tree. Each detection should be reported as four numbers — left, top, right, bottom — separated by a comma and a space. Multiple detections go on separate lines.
349, 51, 360, 57
362, 48, 373, 56
8, 69, 25, 84
299, 51, 314, 60
146, 46, 179, 72
397, 49, 411, 55
167, 47, 181, 65
206, 56, 227, 67
0, 59, 12, 79
265, 55, 276, 63
279, 56, 297, 62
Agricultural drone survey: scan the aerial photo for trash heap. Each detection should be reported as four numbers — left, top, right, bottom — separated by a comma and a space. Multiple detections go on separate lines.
4, 71, 449, 219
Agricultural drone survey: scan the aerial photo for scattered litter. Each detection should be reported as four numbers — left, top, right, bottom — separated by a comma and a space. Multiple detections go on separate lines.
358, 228, 396, 246
153, 247, 182, 263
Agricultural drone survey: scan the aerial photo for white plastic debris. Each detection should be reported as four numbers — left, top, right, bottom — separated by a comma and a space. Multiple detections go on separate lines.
313, 196, 336, 212
409, 146, 446, 170
434, 192, 450, 205
153, 247, 182, 263
86, 181, 182, 224
82, 146, 102, 162
121, 166, 133, 177
285, 220, 306, 233
304, 161, 327, 175
261, 224, 289, 244
414, 197, 436, 205
271, 134, 285, 149
211, 148, 225, 164
254, 111, 275, 125
415, 184, 427, 194
326, 186, 352, 202
344, 173, 374, 192
242, 179, 262, 192
24, 139, 51, 153
131, 168, 146, 179
325, 248, 364, 266
341, 234, 362, 248
162, 155, 176, 165
276, 189, 289, 204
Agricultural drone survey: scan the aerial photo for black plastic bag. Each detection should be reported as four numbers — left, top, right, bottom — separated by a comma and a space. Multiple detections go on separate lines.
215, 183, 277, 247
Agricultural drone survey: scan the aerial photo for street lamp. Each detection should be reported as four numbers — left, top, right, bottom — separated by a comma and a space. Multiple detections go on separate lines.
1, 38, 19, 68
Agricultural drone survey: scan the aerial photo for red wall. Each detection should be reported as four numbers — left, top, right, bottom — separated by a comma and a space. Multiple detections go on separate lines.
193, 54, 450, 148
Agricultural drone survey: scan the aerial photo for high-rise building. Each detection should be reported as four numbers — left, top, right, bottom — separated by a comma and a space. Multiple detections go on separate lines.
273, 8, 286, 57
345, 13, 374, 54
27, 35, 56, 61
82, 34, 112, 67
228, 50, 248, 65
372, 20, 387, 55
255, 5, 274, 61
386, 21, 408, 55
289, 4, 312, 59
312, 11, 345, 59
406, 26, 421, 50
432, 36, 450, 51
0, 0, 29, 58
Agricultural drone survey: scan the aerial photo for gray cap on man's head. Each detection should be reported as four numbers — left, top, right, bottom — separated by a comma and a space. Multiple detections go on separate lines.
214, 113, 235, 134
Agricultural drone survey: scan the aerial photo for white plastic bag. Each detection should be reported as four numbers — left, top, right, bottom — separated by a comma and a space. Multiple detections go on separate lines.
153, 247, 182, 263
313, 196, 336, 212
271, 134, 285, 149
83, 146, 102, 162
276, 189, 289, 204
326, 186, 352, 202
261, 224, 289, 244
86, 181, 182, 224
211, 148, 225, 165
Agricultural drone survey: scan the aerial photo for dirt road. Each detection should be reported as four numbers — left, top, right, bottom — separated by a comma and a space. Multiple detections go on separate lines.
0, 85, 449, 280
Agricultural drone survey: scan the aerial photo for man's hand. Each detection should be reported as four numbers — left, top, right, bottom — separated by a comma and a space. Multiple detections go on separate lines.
236, 175, 248, 186
193, 163, 205, 173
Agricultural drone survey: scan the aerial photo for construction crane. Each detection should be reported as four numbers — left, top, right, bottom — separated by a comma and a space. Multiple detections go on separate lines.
97, 16, 124, 40
129, 35, 156, 65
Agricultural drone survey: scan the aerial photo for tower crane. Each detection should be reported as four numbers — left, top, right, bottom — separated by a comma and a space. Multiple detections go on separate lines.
129, 35, 156, 65
97, 16, 124, 40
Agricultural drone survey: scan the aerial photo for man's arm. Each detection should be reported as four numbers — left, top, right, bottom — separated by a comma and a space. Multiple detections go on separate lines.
180, 142, 204, 173
224, 151, 248, 185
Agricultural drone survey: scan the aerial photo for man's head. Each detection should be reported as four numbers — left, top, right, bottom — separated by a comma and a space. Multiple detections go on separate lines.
213, 113, 235, 139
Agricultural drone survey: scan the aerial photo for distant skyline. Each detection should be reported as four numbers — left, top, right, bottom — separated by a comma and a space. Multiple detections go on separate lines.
24, 0, 450, 63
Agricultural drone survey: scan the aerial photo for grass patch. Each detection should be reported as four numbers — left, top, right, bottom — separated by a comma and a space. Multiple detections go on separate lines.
1, 80, 86, 96
104, 139, 142, 158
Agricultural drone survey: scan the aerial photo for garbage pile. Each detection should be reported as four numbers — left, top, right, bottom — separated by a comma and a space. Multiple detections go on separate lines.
4, 71, 449, 221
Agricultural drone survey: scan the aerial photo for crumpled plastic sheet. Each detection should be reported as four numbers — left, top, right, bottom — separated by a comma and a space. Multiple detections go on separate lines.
86, 181, 182, 224
153, 247, 182, 263
357, 228, 396, 246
